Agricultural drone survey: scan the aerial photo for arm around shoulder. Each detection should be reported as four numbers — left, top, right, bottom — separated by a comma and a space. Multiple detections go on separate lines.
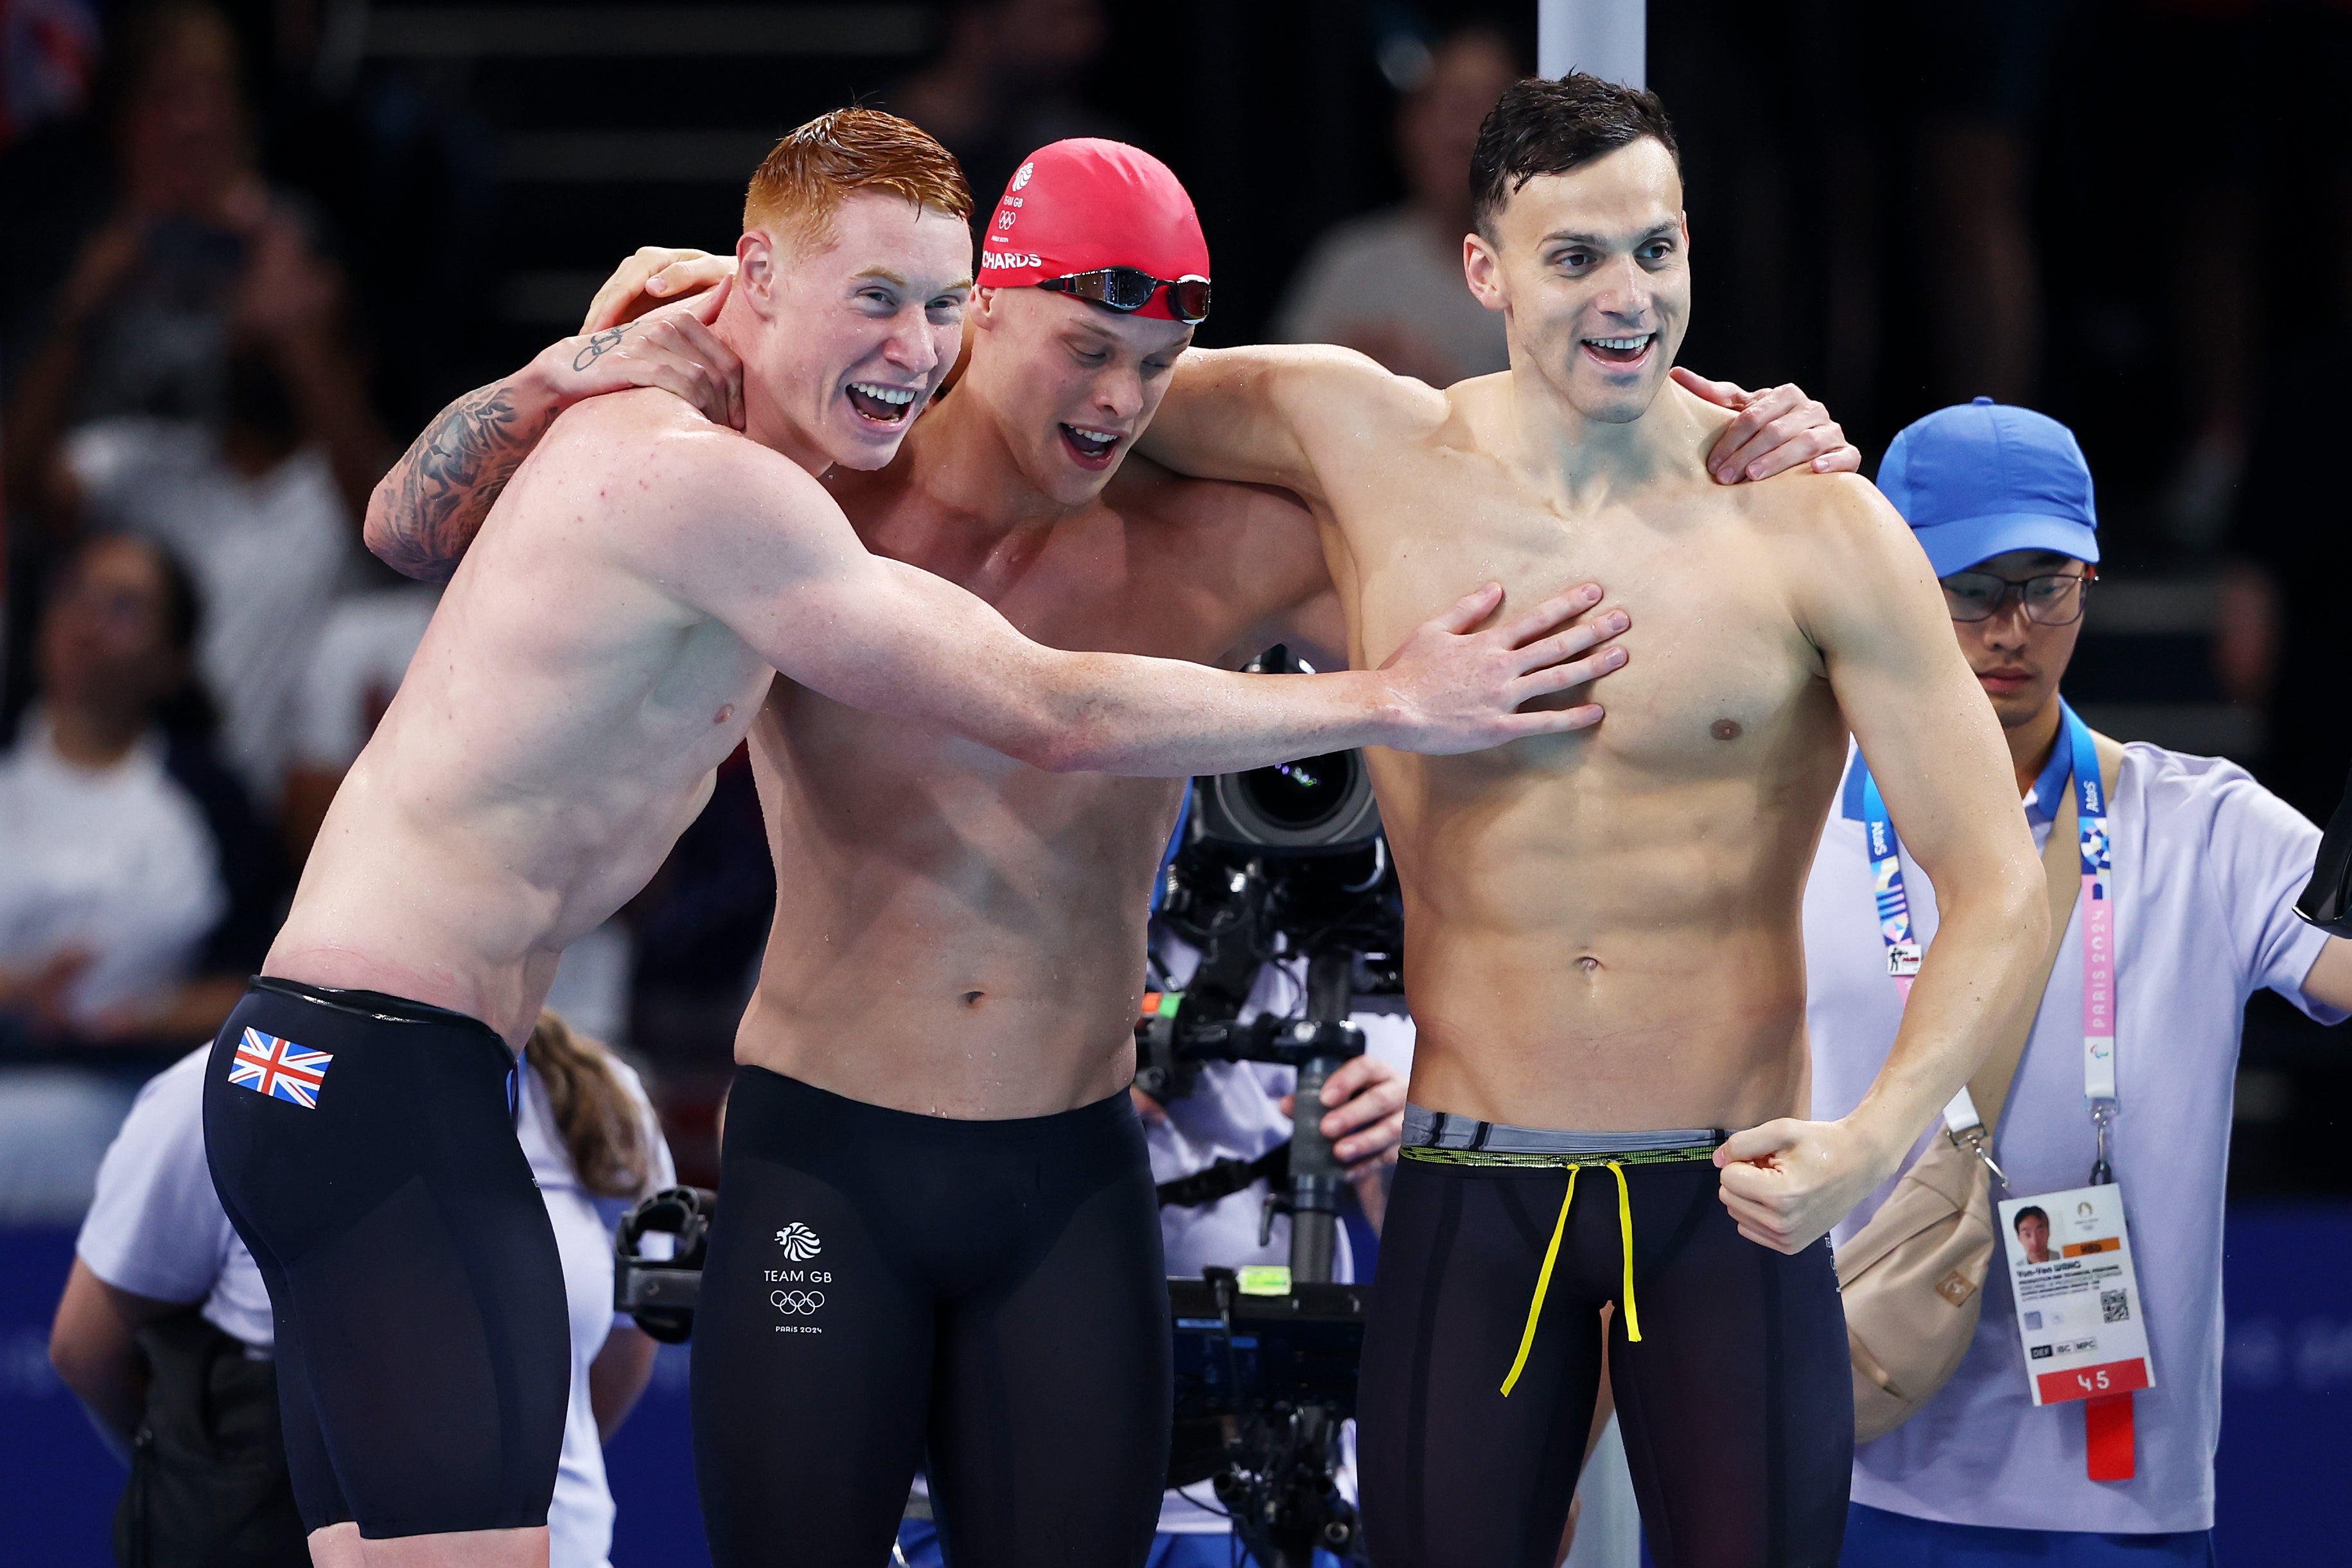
366, 288, 744, 581
1139, 342, 1427, 496
365, 365, 566, 582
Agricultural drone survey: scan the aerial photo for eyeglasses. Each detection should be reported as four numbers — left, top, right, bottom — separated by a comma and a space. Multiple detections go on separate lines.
1940, 569, 2093, 625
1037, 267, 1211, 325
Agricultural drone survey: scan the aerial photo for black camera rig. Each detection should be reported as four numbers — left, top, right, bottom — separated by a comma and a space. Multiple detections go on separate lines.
613, 1184, 715, 1343
1141, 662, 1403, 1566
1144, 653, 1405, 1287
1170, 1268, 1370, 1568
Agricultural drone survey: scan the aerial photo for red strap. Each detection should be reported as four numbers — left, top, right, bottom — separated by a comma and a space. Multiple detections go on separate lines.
2085, 1391, 2135, 1481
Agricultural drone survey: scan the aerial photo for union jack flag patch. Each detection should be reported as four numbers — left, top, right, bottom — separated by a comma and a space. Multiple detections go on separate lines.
227, 1029, 334, 1108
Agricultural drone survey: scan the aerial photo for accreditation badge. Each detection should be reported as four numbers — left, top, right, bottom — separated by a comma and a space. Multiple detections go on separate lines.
1997, 1185, 2154, 1406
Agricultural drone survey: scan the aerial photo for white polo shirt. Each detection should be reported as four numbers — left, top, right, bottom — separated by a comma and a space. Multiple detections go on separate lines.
1803, 738, 2344, 1534
76, 1045, 674, 1568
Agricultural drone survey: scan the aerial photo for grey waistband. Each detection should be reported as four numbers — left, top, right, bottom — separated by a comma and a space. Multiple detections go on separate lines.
1402, 1104, 1725, 1156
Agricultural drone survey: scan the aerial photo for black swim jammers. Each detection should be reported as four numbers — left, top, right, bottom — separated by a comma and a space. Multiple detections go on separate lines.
201, 979, 570, 1540
691, 1066, 1172, 1568
1356, 1106, 1853, 1568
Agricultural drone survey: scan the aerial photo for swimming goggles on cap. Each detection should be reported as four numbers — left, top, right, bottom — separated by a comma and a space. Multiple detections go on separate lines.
1037, 266, 1211, 324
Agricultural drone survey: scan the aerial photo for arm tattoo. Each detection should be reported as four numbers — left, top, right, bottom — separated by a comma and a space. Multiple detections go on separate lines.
572, 324, 631, 372
370, 381, 559, 582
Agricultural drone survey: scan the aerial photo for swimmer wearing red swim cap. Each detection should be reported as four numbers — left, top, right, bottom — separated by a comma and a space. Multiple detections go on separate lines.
368, 120, 1857, 1563
978, 137, 1212, 326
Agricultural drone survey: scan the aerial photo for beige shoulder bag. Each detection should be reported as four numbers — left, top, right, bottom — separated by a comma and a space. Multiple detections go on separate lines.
1835, 735, 2123, 1443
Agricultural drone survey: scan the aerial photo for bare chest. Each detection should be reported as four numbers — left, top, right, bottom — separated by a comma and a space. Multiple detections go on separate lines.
759, 500, 1253, 833
1338, 473, 1827, 780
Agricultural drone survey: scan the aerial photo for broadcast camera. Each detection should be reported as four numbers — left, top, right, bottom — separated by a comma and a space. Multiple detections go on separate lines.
1143, 652, 1404, 1285
1143, 647, 1405, 1566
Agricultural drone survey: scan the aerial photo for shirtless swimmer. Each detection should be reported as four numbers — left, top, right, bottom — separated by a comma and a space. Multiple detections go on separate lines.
1122, 76, 2051, 1567
198, 111, 1631, 1568
359, 132, 1858, 1567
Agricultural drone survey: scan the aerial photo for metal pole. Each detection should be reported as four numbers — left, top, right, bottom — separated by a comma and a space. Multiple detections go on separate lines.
1538, 0, 1646, 88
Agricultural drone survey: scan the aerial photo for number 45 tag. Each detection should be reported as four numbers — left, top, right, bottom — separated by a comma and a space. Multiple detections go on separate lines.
1997, 1183, 2155, 1407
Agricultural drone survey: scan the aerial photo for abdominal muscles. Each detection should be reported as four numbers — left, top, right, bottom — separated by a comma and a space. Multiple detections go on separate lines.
734, 695, 1184, 1119
1381, 754, 1830, 1134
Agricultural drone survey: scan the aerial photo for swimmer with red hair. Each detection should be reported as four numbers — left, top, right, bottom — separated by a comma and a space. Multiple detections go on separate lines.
207, 108, 1634, 1568
362, 119, 1854, 1566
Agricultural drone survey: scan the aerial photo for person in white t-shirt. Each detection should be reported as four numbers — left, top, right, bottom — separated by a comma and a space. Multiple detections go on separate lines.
1272, 25, 1518, 387
1801, 400, 2352, 1566
0, 537, 231, 1038
0, 534, 285, 1222
48, 1012, 676, 1568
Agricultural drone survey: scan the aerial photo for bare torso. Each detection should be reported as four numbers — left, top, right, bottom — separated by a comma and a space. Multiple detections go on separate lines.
737, 417, 1333, 1116
269, 394, 780, 1045
1315, 378, 1849, 1131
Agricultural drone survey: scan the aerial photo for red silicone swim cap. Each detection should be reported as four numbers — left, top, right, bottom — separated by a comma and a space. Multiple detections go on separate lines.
979, 139, 1210, 321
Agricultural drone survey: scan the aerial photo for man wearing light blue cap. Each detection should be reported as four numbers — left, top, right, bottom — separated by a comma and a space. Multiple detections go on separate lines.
1801, 399, 2352, 1565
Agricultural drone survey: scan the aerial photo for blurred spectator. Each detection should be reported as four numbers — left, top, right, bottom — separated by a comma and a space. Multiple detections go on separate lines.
890, 0, 1122, 225
1904, 1, 2053, 412
0, 534, 276, 1045
1, 3, 389, 803
1813, 0, 2054, 440
0, 0, 100, 150
1273, 25, 1520, 387
4, 3, 268, 428
9, 193, 388, 808
0, 533, 278, 1219
41, 329, 369, 808
49, 1010, 675, 1568
2129, 0, 2263, 550
1, 1, 387, 506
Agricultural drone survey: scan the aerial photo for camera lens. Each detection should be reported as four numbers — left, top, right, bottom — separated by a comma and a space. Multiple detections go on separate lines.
1239, 753, 1356, 833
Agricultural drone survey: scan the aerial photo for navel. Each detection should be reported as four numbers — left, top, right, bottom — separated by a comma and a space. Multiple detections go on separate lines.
1575, 955, 1602, 975
962, 990, 987, 1007
1710, 717, 1743, 742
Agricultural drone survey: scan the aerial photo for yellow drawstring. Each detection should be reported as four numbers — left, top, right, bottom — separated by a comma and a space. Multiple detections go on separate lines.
1500, 1167, 1577, 1396
1607, 1162, 1642, 1343
1499, 1160, 1646, 1396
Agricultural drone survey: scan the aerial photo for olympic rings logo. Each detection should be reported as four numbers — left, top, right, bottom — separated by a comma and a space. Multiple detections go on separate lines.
770, 1289, 825, 1315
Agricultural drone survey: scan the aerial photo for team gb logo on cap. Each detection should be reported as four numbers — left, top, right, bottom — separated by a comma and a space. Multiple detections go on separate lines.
1012, 161, 1033, 191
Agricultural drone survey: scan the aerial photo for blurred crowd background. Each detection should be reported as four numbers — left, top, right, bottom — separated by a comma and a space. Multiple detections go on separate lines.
1, 0, 2348, 1226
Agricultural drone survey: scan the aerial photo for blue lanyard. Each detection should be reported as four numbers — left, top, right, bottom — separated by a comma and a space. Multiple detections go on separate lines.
1856, 703, 2117, 1169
